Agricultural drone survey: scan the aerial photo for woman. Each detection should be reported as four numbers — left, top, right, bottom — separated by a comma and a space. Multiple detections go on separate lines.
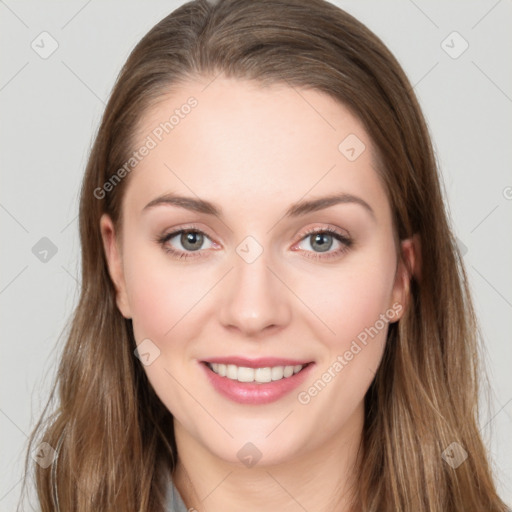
21, 0, 509, 510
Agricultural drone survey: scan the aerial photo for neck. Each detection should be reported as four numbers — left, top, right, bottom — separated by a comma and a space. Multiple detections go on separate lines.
172, 407, 363, 512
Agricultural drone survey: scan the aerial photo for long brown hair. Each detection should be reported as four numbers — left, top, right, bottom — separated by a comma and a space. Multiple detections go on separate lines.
20, 0, 508, 510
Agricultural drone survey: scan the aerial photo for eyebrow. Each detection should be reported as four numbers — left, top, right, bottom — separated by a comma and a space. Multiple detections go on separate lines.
142, 192, 375, 220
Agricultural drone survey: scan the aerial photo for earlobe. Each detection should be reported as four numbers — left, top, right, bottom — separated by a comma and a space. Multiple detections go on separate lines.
390, 234, 421, 322
99, 214, 132, 319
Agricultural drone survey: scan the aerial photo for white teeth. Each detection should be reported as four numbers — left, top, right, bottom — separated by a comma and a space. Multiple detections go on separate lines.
226, 364, 238, 379
283, 366, 294, 378
255, 367, 272, 383
271, 366, 284, 381
238, 366, 255, 382
209, 363, 305, 383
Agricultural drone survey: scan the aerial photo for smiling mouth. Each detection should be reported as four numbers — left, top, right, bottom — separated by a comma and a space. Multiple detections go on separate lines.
204, 362, 311, 384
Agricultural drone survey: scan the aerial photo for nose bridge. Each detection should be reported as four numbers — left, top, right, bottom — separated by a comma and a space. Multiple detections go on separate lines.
218, 236, 291, 335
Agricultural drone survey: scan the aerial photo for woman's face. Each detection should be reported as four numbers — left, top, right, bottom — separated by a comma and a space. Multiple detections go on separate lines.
101, 76, 411, 467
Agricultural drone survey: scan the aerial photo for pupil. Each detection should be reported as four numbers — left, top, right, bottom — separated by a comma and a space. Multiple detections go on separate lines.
312, 233, 332, 252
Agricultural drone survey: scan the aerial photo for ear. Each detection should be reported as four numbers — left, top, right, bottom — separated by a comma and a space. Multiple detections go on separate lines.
99, 213, 132, 319
389, 233, 421, 322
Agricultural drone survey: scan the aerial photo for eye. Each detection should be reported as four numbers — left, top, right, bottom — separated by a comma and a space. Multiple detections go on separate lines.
156, 228, 216, 260
293, 226, 353, 261
156, 225, 353, 261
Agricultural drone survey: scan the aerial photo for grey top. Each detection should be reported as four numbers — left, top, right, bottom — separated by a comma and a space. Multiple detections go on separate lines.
164, 475, 188, 512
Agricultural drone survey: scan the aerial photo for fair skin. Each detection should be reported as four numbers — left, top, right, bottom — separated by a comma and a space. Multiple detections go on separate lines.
100, 76, 417, 512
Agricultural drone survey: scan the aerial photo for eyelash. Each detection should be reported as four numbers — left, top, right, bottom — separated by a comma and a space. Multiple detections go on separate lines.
155, 225, 353, 262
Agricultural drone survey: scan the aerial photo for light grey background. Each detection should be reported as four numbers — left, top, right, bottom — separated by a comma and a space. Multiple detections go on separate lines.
1, 0, 511, 509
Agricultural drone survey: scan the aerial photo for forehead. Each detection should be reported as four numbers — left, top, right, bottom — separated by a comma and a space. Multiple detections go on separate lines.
123, 76, 389, 223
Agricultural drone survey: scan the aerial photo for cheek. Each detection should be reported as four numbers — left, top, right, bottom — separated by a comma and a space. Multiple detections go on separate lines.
122, 237, 208, 341
123, 244, 209, 413
129, 273, 207, 352
294, 244, 397, 408
293, 245, 397, 424
300, 251, 397, 349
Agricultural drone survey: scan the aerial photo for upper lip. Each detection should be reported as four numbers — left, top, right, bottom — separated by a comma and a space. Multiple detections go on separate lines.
202, 356, 313, 368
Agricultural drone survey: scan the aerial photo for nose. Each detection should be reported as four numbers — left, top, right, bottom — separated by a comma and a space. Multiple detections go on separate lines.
218, 248, 292, 337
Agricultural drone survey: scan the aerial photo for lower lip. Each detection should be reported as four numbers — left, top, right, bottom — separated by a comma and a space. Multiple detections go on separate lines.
200, 362, 314, 405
